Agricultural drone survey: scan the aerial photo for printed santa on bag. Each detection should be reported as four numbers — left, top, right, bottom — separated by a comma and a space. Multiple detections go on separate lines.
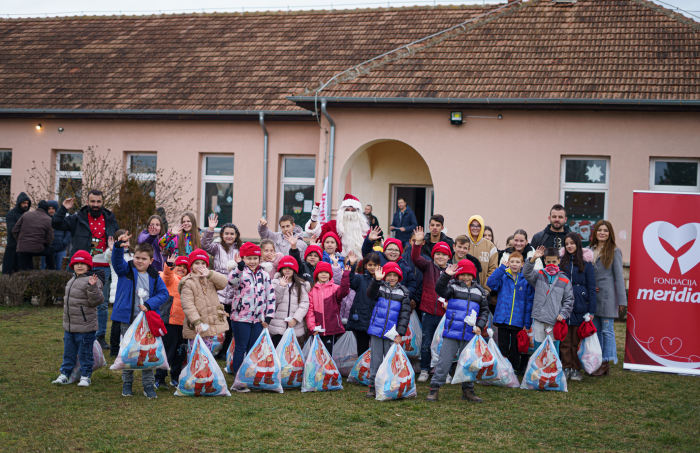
348, 349, 372, 386
375, 343, 417, 401
400, 311, 422, 358
211, 332, 226, 356
276, 327, 305, 389
224, 337, 236, 374
175, 334, 230, 397
478, 329, 519, 388
110, 311, 169, 371
232, 328, 283, 393
520, 330, 568, 392
452, 334, 498, 384
302, 335, 343, 392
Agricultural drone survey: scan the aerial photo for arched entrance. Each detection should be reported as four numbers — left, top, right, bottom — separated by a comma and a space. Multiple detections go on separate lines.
338, 139, 433, 233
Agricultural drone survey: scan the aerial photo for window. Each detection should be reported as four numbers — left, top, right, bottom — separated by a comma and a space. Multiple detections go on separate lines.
201, 155, 234, 224
279, 157, 316, 227
560, 157, 609, 246
650, 158, 700, 192
56, 151, 83, 205
127, 153, 157, 197
0, 150, 11, 218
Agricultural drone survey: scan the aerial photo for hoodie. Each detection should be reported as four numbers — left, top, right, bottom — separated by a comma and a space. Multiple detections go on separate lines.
5, 192, 31, 249
13, 204, 54, 254
531, 224, 571, 254
466, 215, 498, 292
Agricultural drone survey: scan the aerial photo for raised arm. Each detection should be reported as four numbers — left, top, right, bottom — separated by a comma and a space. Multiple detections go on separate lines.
200, 229, 220, 257
486, 264, 507, 292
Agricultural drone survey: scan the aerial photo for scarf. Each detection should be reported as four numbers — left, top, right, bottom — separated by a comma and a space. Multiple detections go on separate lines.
543, 264, 560, 276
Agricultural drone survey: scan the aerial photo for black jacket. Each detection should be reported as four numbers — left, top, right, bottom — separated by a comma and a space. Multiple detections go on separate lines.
361, 236, 417, 299
421, 232, 455, 257
402, 245, 424, 304
345, 269, 376, 333
290, 247, 316, 284
531, 224, 571, 252
5, 192, 31, 248
52, 204, 119, 256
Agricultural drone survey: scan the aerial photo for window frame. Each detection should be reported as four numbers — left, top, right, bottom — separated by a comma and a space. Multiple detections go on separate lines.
200, 154, 234, 226
55, 151, 83, 201
649, 157, 700, 192
278, 157, 316, 230
559, 157, 610, 222
126, 152, 157, 182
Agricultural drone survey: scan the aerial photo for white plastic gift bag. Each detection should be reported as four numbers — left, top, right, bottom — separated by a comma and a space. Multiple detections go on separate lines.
232, 328, 283, 393
175, 334, 230, 397
478, 329, 518, 388
577, 314, 603, 374
430, 315, 447, 368
68, 340, 107, 383
224, 335, 236, 374
276, 327, 305, 389
400, 311, 422, 358
520, 329, 567, 392
332, 331, 358, 377
110, 310, 169, 371
452, 334, 498, 384
348, 349, 372, 385
374, 327, 416, 401
302, 335, 343, 392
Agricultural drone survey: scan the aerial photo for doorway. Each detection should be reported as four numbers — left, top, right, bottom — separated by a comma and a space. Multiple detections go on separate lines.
391, 185, 434, 231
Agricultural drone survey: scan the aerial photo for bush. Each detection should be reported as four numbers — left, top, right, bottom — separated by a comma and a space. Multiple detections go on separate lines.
12, 271, 73, 307
0, 274, 31, 307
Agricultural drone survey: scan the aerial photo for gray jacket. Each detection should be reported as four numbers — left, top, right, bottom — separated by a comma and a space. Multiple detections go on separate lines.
523, 260, 574, 326
592, 247, 627, 319
63, 273, 104, 333
258, 223, 307, 256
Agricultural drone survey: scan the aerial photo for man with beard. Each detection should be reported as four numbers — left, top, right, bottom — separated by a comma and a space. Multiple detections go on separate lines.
530, 204, 571, 267
53, 189, 119, 350
305, 194, 369, 258
2, 192, 31, 274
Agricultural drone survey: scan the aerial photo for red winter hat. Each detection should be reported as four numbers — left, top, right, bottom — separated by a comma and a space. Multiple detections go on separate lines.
517, 329, 530, 354
304, 245, 323, 261
382, 262, 403, 282
69, 250, 93, 270
383, 238, 403, 255
174, 256, 190, 272
553, 319, 569, 341
240, 242, 262, 258
320, 231, 342, 253
145, 310, 168, 337
188, 248, 210, 268
431, 241, 453, 259
277, 255, 299, 274
577, 319, 597, 340
313, 261, 333, 282
455, 259, 477, 278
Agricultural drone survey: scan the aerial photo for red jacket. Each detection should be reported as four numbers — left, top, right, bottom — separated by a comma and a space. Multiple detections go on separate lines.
306, 270, 350, 336
411, 244, 447, 317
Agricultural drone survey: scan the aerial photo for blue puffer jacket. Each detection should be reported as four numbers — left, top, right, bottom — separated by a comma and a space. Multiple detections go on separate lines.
487, 264, 535, 329
361, 236, 417, 300
365, 278, 411, 338
560, 251, 597, 326
435, 272, 489, 342
110, 240, 169, 324
345, 269, 376, 333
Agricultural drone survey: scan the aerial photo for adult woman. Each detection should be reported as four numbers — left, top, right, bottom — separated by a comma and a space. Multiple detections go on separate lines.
159, 212, 202, 257
559, 232, 597, 381
137, 214, 166, 271
589, 220, 627, 376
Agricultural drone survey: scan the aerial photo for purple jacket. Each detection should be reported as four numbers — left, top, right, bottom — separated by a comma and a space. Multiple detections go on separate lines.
137, 230, 165, 272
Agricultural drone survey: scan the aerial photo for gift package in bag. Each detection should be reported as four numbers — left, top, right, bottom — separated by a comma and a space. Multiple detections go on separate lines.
577, 314, 602, 374
452, 334, 498, 384
232, 328, 283, 393
347, 349, 371, 385
211, 332, 226, 356
175, 334, 230, 397
478, 329, 518, 388
375, 343, 417, 401
520, 333, 567, 392
302, 335, 343, 392
276, 327, 305, 389
224, 337, 236, 374
68, 340, 107, 383
400, 311, 422, 358
332, 331, 358, 377
110, 311, 170, 371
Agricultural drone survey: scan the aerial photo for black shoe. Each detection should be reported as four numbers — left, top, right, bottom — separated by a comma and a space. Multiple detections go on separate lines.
462, 388, 483, 403
366, 386, 376, 398
122, 383, 133, 397
426, 387, 440, 402
143, 385, 157, 399
97, 336, 110, 351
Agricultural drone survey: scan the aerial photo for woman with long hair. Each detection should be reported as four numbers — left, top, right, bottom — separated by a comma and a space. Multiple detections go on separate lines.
159, 212, 202, 257
137, 214, 166, 271
589, 220, 627, 376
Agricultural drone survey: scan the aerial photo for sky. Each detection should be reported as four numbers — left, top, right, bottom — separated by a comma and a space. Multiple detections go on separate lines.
1, 0, 699, 19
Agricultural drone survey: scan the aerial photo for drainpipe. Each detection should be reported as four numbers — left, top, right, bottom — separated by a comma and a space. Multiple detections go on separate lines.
259, 112, 268, 219
321, 98, 335, 221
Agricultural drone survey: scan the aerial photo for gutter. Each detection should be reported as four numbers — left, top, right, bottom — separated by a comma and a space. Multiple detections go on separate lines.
0, 108, 315, 120
321, 99, 335, 222
259, 112, 269, 219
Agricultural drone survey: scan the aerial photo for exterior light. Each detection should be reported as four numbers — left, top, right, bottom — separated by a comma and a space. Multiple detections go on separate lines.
36, 123, 42, 130
58, 127, 64, 133
498, 114, 503, 119
450, 111, 463, 125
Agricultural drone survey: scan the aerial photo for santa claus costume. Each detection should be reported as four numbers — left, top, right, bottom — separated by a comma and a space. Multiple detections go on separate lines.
305, 194, 370, 258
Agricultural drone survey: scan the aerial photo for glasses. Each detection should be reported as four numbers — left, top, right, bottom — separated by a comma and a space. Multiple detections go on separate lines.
470, 225, 481, 230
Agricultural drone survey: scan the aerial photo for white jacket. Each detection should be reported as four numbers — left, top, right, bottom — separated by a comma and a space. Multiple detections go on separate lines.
105, 248, 134, 304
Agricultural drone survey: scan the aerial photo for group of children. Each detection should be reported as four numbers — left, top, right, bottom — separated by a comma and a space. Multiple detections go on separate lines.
53, 210, 586, 403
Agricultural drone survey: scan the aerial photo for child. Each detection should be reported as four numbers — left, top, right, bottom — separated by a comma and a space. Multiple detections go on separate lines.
345, 252, 382, 355
105, 230, 134, 357
452, 235, 482, 279
410, 226, 452, 383
291, 243, 323, 284
159, 212, 202, 257
259, 238, 283, 277
52, 251, 104, 387
228, 242, 276, 387
137, 215, 166, 272
110, 232, 169, 399
361, 229, 417, 300
320, 231, 345, 267
523, 246, 574, 355
179, 249, 230, 353
154, 254, 190, 388
364, 262, 411, 398
258, 215, 307, 256
486, 251, 534, 376
427, 260, 489, 403
306, 261, 351, 356
270, 255, 310, 347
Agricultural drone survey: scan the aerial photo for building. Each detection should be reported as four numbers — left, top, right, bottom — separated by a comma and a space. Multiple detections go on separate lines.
1, 0, 698, 258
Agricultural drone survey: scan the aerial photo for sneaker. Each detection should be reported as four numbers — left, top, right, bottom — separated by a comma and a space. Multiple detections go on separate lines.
563, 368, 572, 380
143, 385, 157, 399
426, 387, 440, 402
233, 387, 251, 393
170, 379, 178, 387
77, 376, 91, 387
366, 386, 376, 398
122, 383, 133, 397
154, 380, 167, 390
52, 374, 69, 385
462, 388, 483, 403
445, 374, 452, 384
417, 371, 429, 382
571, 370, 583, 381
97, 336, 110, 351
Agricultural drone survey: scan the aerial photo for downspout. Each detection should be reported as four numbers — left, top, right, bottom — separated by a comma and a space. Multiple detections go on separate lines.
259, 112, 268, 218
321, 99, 335, 221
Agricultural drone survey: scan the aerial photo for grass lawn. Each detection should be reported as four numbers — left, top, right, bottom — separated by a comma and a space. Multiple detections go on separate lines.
0, 306, 698, 453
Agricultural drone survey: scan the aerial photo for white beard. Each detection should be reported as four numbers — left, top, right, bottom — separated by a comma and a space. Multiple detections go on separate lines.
335, 208, 370, 257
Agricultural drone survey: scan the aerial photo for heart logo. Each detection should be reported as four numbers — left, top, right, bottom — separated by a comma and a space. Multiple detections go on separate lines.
642, 222, 700, 274
660, 337, 683, 357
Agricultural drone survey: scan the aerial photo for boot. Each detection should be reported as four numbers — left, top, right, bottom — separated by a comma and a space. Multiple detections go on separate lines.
97, 335, 110, 351
590, 361, 609, 377
366, 386, 376, 398
426, 387, 439, 402
461, 388, 483, 403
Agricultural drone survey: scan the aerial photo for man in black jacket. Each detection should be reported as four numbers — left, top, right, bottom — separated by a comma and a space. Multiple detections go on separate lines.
364, 205, 383, 240
13, 200, 55, 270
421, 214, 454, 257
2, 192, 31, 274
531, 204, 571, 266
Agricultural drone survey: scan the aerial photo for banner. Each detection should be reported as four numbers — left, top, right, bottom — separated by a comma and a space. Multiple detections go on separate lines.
318, 177, 329, 224
624, 191, 700, 375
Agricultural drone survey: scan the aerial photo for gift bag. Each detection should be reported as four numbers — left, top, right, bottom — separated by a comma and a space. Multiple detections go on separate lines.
375, 344, 417, 401
332, 331, 358, 377
68, 340, 107, 383
520, 333, 567, 392
224, 336, 236, 374
211, 332, 226, 356
302, 337, 313, 360
527, 327, 535, 354
110, 311, 169, 370
430, 315, 458, 368
347, 349, 372, 386
577, 315, 602, 374
276, 327, 305, 389
400, 311, 422, 358
175, 334, 230, 397
452, 335, 498, 384
302, 336, 343, 392
478, 329, 518, 388
232, 328, 283, 393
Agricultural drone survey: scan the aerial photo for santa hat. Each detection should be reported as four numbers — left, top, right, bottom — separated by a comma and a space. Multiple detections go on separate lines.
577, 315, 597, 339
455, 259, 477, 278
277, 255, 299, 274
174, 256, 190, 272
339, 193, 362, 211
517, 329, 530, 354
188, 249, 210, 268
320, 231, 343, 253
145, 311, 168, 337
313, 262, 333, 282
383, 238, 403, 255
431, 241, 453, 259
553, 319, 569, 341
69, 250, 93, 270
240, 242, 262, 258
382, 262, 403, 282
304, 245, 323, 261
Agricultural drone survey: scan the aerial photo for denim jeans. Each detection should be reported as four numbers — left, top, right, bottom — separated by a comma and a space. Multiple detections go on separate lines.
60, 331, 97, 378
420, 312, 442, 371
96, 266, 111, 337
41, 250, 67, 271
231, 321, 264, 376
593, 317, 618, 364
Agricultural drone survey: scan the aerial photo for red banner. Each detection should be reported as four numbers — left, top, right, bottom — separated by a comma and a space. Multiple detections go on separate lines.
624, 191, 700, 375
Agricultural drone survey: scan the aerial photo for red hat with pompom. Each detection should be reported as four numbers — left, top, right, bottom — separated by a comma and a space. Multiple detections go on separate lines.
339, 193, 362, 211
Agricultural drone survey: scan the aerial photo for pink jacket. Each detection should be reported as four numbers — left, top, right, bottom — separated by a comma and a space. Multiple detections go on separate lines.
229, 264, 276, 324
306, 270, 350, 336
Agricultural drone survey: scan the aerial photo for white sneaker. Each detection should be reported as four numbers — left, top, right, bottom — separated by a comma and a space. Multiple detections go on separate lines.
233, 386, 251, 393
417, 371, 429, 382
52, 374, 69, 385
77, 376, 91, 387
445, 374, 452, 384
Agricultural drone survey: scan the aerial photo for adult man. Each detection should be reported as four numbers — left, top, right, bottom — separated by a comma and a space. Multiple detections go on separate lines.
53, 190, 119, 350
305, 193, 370, 258
420, 214, 454, 257
2, 192, 31, 274
13, 200, 55, 270
390, 198, 418, 247
364, 205, 383, 240
466, 215, 498, 293
531, 204, 571, 254
41, 200, 71, 271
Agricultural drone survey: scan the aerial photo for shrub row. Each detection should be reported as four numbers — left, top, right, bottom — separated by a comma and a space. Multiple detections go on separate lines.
0, 271, 73, 307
